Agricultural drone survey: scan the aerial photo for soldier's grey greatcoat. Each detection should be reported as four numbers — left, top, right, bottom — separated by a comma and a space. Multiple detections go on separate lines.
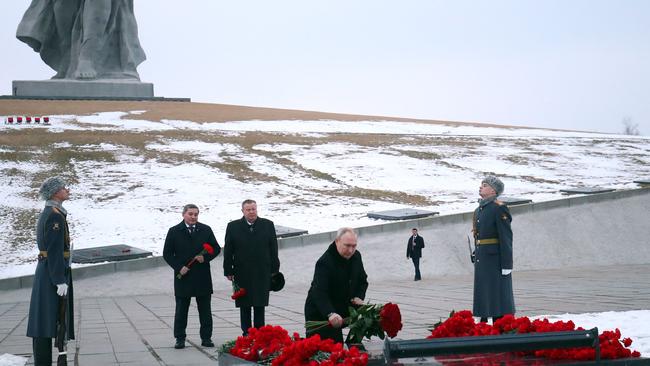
472, 196, 515, 318
27, 203, 74, 339
223, 217, 280, 307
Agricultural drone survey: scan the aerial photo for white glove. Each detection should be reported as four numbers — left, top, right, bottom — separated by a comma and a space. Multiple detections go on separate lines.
501, 269, 512, 276
56, 283, 68, 296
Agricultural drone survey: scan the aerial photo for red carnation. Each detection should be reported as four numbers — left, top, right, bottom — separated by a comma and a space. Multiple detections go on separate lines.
231, 281, 247, 300
379, 302, 403, 338
427, 310, 641, 361
176, 243, 215, 279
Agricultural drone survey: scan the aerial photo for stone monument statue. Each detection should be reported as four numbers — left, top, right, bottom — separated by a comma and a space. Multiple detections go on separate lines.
13, 0, 153, 98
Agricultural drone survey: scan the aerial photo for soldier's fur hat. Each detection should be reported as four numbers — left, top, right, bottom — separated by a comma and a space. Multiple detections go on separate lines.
482, 175, 504, 196
39, 176, 67, 200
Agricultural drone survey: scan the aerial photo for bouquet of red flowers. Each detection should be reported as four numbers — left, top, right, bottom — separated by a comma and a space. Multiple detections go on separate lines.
176, 243, 215, 279
226, 325, 296, 363
270, 334, 368, 366
305, 302, 403, 344
428, 310, 641, 361
220, 326, 368, 365
231, 281, 247, 300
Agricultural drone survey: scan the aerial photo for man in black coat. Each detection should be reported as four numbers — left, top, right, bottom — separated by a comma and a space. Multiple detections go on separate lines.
472, 176, 515, 323
223, 199, 280, 335
27, 177, 75, 366
305, 227, 368, 343
163, 204, 221, 349
406, 228, 425, 281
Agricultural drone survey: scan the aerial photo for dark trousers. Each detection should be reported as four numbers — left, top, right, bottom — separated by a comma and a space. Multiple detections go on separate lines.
32, 337, 52, 366
174, 295, 212, 340
412, 257, 421, 280
240, 306, 265, 335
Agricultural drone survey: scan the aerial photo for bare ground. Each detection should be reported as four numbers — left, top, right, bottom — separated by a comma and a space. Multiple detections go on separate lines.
1, 99, 524, 128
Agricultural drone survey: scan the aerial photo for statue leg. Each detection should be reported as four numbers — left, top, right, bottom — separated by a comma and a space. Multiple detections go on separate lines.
52, 0, 80, 78
74, 0, 111, 79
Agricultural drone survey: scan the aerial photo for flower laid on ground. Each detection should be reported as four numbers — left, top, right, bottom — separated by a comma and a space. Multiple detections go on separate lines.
270, 334, 368, 366
428, 310, 641, 361
220, 325, 368, 365
176, 243, 215, 279
305, 302, 403, 344
231, 280, 247, 300
226, 325, 296, 363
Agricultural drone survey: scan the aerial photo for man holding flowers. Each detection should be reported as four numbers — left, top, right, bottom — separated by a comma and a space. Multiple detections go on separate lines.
304, 227, 368, 343
163, 204, 221, 349
224, 199, 281, 336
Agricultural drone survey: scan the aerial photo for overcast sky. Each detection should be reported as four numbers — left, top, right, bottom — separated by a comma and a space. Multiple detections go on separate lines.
1, 0, 649, 134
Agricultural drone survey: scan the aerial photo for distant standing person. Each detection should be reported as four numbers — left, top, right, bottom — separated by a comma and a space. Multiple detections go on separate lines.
304, 227, 368, 343
406, 228, 425, 281
27, 177, 75, 366
163, 204, 221, 349
472, 176, 515, 323
223, 200, 280, 335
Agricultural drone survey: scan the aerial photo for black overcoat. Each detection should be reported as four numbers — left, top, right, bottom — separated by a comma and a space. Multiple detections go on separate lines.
223, 217, 280, 307
304, 242, 369, 321
472, 197, 515, 318
163, 221, 220, 298
406, 235, 425, 258
27, 205, 75, 339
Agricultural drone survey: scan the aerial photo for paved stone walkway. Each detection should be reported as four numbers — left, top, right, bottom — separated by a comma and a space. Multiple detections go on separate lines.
1, 264, 649, 365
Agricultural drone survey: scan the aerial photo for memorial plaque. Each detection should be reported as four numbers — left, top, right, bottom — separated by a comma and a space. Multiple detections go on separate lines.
498, 196, 533, 205
559, 187, 615, 194
634, 179, 650, 185
72, 244, 152, 264
275, 225, 308, 238
367, 208, 439, 220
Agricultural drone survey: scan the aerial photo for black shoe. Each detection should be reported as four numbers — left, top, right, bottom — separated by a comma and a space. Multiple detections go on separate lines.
201, 339, 214, 347
174, 338, 185, 349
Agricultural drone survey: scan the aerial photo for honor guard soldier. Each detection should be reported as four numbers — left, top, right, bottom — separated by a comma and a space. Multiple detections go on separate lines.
27, 177, 75, 365
472, 176, 515, 323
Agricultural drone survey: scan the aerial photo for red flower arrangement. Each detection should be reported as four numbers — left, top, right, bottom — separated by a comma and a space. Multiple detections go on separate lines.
305, 302, 403, 344
228, 325, 296, 363
270, 334, 368, 366
428, 310, 641, 361
220, 325, 368, 365
176, 243, 214, 279
231, 281, 247, 300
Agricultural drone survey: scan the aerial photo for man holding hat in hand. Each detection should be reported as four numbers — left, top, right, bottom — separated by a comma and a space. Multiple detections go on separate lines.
27, 177, 75, 365
472, 176, 515, 323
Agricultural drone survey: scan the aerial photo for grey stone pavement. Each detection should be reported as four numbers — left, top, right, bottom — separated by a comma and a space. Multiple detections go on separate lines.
1, 263, 649, 365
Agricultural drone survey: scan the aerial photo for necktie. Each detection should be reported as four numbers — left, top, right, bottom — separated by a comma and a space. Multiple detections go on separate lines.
189, 226, 195, 234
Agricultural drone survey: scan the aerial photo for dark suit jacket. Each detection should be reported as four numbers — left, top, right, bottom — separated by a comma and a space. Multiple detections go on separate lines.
163, 221, 220, 297
406, 235, 425, 258
304, 242, 368, 321
223, 217, 280, 307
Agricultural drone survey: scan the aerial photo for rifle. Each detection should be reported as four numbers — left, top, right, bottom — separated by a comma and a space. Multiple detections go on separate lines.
55, 294, 68, 366
467, 234, 476, 263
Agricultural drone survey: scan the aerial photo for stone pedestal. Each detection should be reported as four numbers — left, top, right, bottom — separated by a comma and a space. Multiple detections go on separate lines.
12, 79, 154, 98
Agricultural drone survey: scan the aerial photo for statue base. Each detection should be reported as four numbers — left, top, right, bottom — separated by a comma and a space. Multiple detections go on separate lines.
12, 79, 154, 99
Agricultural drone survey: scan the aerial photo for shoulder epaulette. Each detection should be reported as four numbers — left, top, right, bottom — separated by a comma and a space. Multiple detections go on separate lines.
495, 200, 505, 206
